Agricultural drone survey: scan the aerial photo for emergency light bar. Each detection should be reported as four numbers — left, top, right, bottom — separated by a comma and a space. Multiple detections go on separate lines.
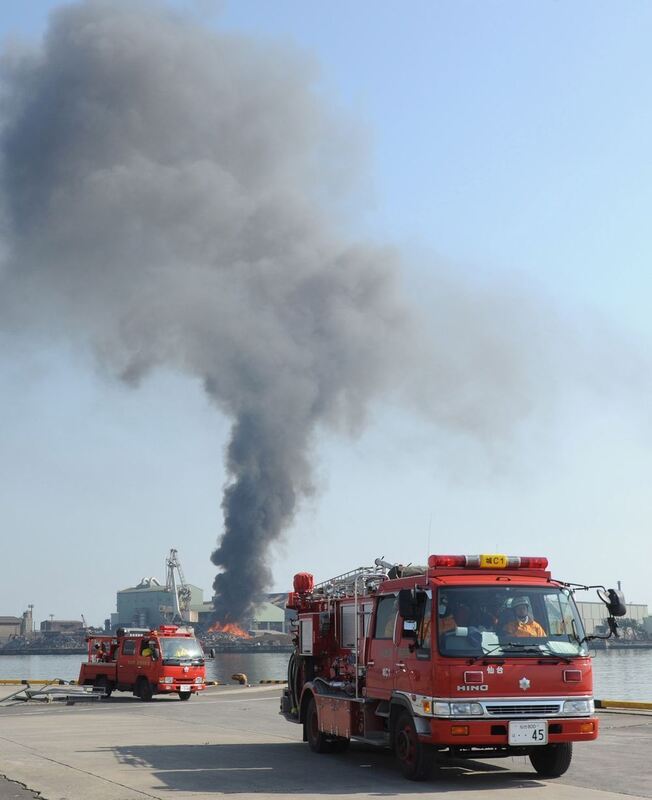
428, 554, 549, 570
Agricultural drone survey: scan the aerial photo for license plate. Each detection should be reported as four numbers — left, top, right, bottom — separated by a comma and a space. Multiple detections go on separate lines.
179, 686, 191, 693
508, 720, 548, 745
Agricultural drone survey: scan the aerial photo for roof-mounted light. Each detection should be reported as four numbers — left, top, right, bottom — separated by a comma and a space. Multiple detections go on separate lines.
428, 554, 548, 570
518, 557, 549, 570
428, 555, 467, 568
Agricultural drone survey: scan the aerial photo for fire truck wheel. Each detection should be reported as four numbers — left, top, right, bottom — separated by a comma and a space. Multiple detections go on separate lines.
178, 691, 191, 701
529, 742, 573, 778
393, 711, 434, 781
95, 677, 112, 698
305, 696, 335, 754
136, 677, 153, 702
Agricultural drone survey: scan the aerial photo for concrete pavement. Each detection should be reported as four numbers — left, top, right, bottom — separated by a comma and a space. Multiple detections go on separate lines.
0, 684, 650, 799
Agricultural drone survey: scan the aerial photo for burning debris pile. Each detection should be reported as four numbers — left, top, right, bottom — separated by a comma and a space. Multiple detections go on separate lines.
207, 622, 251, 641
201, 622, 291, 653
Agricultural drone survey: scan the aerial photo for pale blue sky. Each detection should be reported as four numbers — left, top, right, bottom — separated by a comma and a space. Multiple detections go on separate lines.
1, 1, 650, 625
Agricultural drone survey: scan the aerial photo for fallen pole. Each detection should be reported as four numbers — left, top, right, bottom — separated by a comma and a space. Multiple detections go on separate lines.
596, 699, 652, 711
0, 679, 74, 686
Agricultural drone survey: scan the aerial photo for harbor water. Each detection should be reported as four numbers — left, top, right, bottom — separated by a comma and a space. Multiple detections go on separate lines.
0, 649, 651, 701
0, 651, 290, 687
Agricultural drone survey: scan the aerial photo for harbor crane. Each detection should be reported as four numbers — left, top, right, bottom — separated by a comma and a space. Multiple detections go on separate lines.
165, 548, 192, 623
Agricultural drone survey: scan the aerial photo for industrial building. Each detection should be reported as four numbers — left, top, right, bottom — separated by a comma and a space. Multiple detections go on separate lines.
112, 577, 204, 630
250, 601, 286, 632
40, 619, 83, 635
109, 549, 208, 630
0, 616, 22, 643
193, 595, 290, 632
577, 600, 649, 636
0, 607, 34, 643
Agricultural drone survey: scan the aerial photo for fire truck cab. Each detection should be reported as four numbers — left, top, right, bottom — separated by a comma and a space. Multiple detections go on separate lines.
281, 555, 625, 780
79, 624, 206, 701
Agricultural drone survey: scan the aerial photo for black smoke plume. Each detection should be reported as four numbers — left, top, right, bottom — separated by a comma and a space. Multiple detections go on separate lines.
0, 1, 409, 622
0, 2, 582, 623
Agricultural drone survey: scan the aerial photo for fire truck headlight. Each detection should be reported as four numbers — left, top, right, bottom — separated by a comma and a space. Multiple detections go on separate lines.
195, 677, 204, 684
159, 676, 174, 684
451, 702, 484, 716
433, 702, 451, 716
562, 699, 594, 715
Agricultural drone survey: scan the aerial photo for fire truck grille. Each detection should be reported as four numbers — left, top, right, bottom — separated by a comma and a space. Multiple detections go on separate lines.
486, 704, 561, 716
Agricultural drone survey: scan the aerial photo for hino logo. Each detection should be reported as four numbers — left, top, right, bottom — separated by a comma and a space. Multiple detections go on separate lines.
456, 684, 489, 692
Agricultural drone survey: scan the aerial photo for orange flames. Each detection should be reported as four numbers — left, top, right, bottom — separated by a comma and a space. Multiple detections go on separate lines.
208, 621, 251, 639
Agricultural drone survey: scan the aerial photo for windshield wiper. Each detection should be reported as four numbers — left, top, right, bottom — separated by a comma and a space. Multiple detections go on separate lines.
468, 640, 574, 665
466, 643, 506, 664
502, 641, 572, 663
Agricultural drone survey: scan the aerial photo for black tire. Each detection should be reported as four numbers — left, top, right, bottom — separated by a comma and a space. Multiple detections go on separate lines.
330, 738, 350, 753
305, 696, 335, 753
393, 710, 435, 781
136, 677, 153, 702
529, 742, 573, 778
95, 676, 113, 698
178, 691, 191, 701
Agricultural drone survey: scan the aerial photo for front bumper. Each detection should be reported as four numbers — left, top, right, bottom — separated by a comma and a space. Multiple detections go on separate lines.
157, 683, 207, 694
423, 716, 598, 746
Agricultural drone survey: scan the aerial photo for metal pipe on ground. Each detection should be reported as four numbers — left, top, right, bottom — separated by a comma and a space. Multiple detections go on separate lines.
596, 699, 652, 711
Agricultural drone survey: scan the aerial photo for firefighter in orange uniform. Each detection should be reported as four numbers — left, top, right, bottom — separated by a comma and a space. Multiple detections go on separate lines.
504, 597, 546, 637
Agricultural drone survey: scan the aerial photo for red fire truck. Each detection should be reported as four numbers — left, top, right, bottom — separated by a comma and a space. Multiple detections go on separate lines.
281, 555, 626, 780
79, 624, 206, 701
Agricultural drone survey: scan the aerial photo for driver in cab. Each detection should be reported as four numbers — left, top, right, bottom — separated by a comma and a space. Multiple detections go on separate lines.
503, 597, 546, 637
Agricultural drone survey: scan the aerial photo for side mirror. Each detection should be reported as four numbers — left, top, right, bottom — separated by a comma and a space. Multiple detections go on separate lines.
151, 649, 159, 661
398, 589, 418, 620
604, 588, 627, 617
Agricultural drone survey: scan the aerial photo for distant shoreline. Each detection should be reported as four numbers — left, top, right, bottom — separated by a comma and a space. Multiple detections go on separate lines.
0, 646, 294, 656
0, 649, 87, 656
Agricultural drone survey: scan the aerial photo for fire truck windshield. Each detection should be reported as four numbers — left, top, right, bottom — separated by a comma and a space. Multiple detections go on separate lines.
159, 637, 204, 664
437, 586, 588, 658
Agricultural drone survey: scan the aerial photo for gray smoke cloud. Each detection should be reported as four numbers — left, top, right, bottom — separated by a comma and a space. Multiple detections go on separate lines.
0, 1, 572, 621
0, 0, 412, 622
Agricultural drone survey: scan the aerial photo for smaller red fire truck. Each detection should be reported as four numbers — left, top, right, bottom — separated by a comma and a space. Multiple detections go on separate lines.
79, 624, 206, 701
281, 555, 626, 780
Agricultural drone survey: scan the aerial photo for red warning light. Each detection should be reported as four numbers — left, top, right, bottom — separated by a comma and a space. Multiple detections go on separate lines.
519, 557, 549, 570
428, 555, 467, 568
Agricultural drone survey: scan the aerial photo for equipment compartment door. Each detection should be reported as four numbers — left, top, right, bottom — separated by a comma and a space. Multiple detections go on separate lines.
364, 594, 397, 700
118, 639, 138, 687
